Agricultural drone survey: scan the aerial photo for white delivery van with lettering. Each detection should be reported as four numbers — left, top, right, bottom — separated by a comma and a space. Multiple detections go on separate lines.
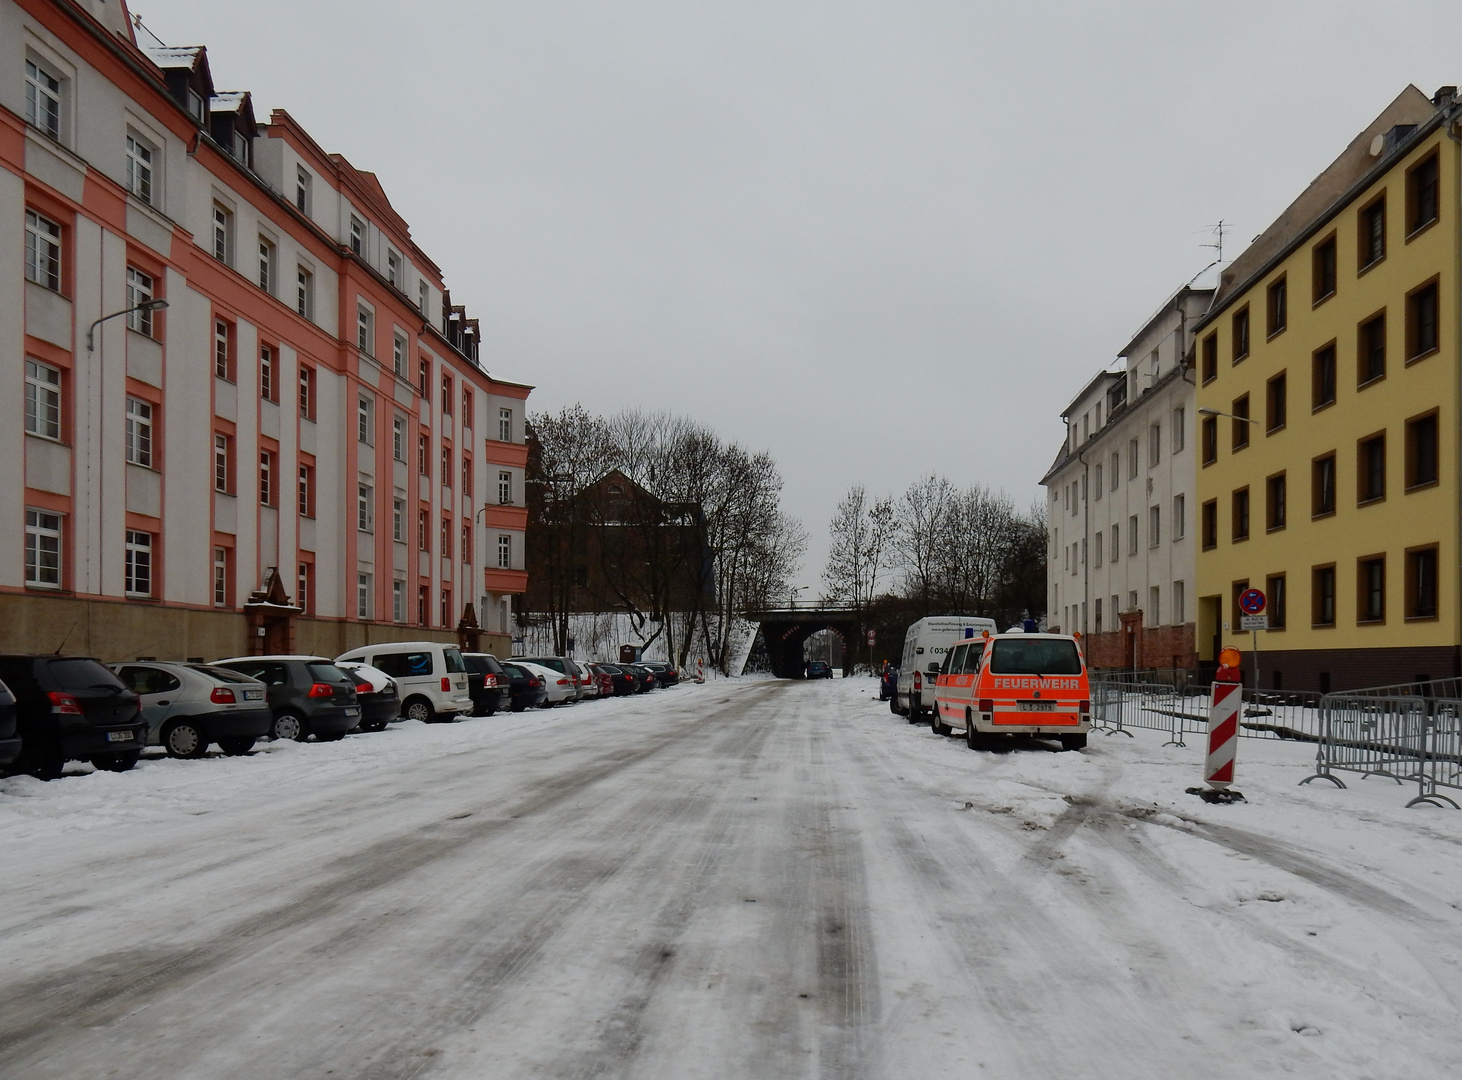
894, 616, 997, 723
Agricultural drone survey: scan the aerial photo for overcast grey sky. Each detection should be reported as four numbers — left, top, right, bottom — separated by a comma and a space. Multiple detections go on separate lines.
138, 0, 1459, 591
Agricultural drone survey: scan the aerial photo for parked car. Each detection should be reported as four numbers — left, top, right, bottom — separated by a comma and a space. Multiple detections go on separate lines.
213, 656, 360, 742
511, 656, 590, 702
594, 663, 638, 696
584, 663, 616, 698
461, 652, 512, 716
577, 662, 603, 699
513, 660, 577, 705
0, 655, 145, 779
498, 662, 549, 711
333, 661, 402, 732
622, 663, 658, 693
108, 661, 272, 758
806, 660, 834, 679
0, 679, 18, 770
640, 661, 680, 688
879, 665, 899, 701
334, 642, 472, 723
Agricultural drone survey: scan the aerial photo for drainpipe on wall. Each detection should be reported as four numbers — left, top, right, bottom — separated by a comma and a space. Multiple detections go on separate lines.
1444, 97, 1462, 678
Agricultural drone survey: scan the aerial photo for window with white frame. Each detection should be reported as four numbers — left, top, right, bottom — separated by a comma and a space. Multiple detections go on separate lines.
1148, 423, 1161, 468
211, 202, 232, 263
498, 408, 512, 442
393, 579, 404, 622
1128, 438, 1138, 479
298, 464, 314, 517
461, 521, 472, 563
25, 59, 62, 140
1148, 585, 1160, 626
295, 165, 311, 213
24, 509, 62, 588
297, 563, 312, 615
259, 450, 275, 505
296, 265, 313, 318
393, 332, 407, 377
124, 530, 153, 598
214, 319, 231, 380
186, 89, 205, 123
1172, 494, 1186, 540
1128, 515, 1138, 556
125, 398, 154, 467
1172, 407, 1185, 453
125, 267, 155, 335
387, 249, 400, 286
497, 534, 511, 569
498, 471, 512, 504
260, 345, 276, 402
418, 280, 429, 314
1173, 580, 1186, 624
393, 498, 405, 542
393, 415, 406, 461
24, 210, 62, 291
213, 433, 231, 493
1148, 505, 1160, 548
350, 216, 364, 256
213, 546, 229, 607
125, 134, 155, 205
357, 572, 372, 620
25, 359, 61, 440
357, 395, 374, 444
357, 483, 374, 532
357, 304, 373, 355
258, 236, 274, 292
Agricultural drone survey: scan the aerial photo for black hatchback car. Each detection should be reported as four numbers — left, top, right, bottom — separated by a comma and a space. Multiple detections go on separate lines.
594, 663, 638, 696
213, 656, 360, 741
0, 655, 145, 779
498, 663, 549, 712
462, 653, 512, 716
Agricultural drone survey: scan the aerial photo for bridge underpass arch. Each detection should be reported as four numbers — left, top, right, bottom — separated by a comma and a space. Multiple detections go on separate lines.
746, 608, 860, 678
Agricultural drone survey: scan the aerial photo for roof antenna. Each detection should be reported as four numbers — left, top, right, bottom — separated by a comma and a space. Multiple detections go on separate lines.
53, 622, 77, 656
1185, 219, 1229, 287
132, 12, 168, 49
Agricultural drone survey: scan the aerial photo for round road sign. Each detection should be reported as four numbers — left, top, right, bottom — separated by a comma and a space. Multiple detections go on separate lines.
1239, 588, 1266, 615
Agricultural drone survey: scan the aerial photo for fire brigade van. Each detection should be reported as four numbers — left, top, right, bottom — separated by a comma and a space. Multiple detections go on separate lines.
940, 630, 1090, 751
894, 616, 997, 723
931, 628, 989, 737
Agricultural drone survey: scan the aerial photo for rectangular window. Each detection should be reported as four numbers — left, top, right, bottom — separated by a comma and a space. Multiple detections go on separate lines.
1201, 333, 1218, 383
1149, 586, 1160, 626
296, 266, 314, 319
1172, 493, 1185, 540
393, 333, 408, 377
1127, 515, 1138, 556
393, 499, 405, 542
213, 547, 230, 608
298, 463, 315, 517
1231, 306, 1250, 363
358, 483, 374, 533
1266, 275, 1287, 337
1406, 545, 1439, 620
418, 508, 430, 552
498, 471, 512, 504
440, 589, 451, 629
1125, 439, 1136, 479
1201, 500, 1217, 550
1148, 423, 1161, 467
418, 281, 430, 314
461, 521, 472, 562
297, 563, 313, 616
387, 249, 401, 286
350, 215, 364, 256
212, 202, 232, 264
1201, 414, 1217, 466
25, 509, 62, 588
298, 365, 315, 420
1312, 342, 1336, 410
1312, 565, 1336, 627
462, 388, 474, 430
1406, 411, 1439, 490
1094, 597, 1103, 633
1359, 312, 1387, 385
259, 345, 277, 402
125, 397, 154, 467
499, 408, 513, 442
1110, 522, 1120, 561
1094, 532, 1103, 567
441, 446, 452, 486
1312, 233, 1337, 303
357, 396, 374, 444
1265, 372, 1286, 433
441, 517, 453, 560
214, 319, 233, 380
418, 358, 429, 397
1109, 452, 1119, 489
25, 59, 62, 139
125, 135, 154, 205
259, 451, 276, 506
258, 237, 274, 292
214, 433, 232, 493
24, 359, 61, 440
1360, 196, 1386, 269
1358, 433, 1386, 504
1266, 472, 1287, 531
125, 267, 155, 336
1357, 556, 1385, 623
1313, 453, 1336, 517
355, 305, 372, 355
1148, 505, 1160, 548
124, 530, 152, 598
462, 456, 472, 495
1093, 464, 1103, 500
441, 373, 453, 415
1406, 279, 1439, 360
1407, 152, 1439, 235
1231, 487, 1250, 542
498, 534, 511, 569
393, 580, 405, 622
25, 210, 63, 292
295, 165, 311, 213
1173, 580, 1185, 625
357, 572, 373, 620
418, 585, 429, 626
418, 434, 430, 476
1231, 394, 1250, 450
1172, 407, 1185, 453
1267, 574, 1287, 629
393, 415, 407, 461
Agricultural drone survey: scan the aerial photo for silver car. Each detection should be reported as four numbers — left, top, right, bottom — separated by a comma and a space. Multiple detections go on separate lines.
109, 661, 272, 758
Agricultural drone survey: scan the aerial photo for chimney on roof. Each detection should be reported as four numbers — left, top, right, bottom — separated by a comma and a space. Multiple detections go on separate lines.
1435, 86, 1459, 108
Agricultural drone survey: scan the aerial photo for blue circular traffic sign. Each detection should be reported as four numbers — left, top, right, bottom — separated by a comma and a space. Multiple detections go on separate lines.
1239, 588, 1266, 615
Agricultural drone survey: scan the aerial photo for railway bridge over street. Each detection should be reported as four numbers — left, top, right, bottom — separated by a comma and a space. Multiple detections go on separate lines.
743, 603, 861, 678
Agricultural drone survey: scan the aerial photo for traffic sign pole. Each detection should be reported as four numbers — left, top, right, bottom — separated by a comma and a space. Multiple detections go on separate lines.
1237, 589, 1268, 692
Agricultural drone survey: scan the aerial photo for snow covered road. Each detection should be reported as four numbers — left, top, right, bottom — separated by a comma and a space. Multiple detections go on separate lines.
2, 675, 1461, 1079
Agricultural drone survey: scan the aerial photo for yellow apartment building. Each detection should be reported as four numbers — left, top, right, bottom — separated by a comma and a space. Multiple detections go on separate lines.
1194, 85, 1460, 692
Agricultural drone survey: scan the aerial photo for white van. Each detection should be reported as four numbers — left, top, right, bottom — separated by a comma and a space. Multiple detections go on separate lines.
335, 641, 472, 723
894, 616, 997, 723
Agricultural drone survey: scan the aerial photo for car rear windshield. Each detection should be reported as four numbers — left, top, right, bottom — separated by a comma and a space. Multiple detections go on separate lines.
44, 658, 125, 691
188, 664, 253, 683
443, 648, 466, 674
501, 664, 527, 679
307, 663, 351, 684
988, 639, 1082, 676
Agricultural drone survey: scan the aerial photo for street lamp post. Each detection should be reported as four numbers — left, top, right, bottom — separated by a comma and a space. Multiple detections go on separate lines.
86, 298, 169, 351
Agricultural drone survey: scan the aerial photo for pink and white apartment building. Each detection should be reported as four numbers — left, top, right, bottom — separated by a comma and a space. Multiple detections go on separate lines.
1, 0, 531, 659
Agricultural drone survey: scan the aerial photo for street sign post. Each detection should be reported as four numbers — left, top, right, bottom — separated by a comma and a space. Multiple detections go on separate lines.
1240, 615, 1269, 631
1237, 589, 1266, 687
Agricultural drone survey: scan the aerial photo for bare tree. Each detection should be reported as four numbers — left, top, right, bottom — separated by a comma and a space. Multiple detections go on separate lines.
894, 473, 954, 615
823, 485, 896, 611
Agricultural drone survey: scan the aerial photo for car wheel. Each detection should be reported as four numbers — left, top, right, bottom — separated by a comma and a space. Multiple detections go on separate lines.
162, 720, 209, 759
218, 737, 255, 756
315, 730, 347, 742
931, 707, 951, 738
888, 695, 900, 714
91, 750, 140, 772
1060, 733, 1087, 752
966, 710, 986, 751
360, 718, 388, 733
906, 697, 922, 725
271, 710, 307, 742
403, 697, 436, 724
16, 736, 65, 780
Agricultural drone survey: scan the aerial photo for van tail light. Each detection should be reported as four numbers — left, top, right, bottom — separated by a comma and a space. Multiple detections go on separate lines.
978, 699, 994, 714
1079, 699, 1090, 717
913, 672, 922, 692
307, 682, 335, 698
355, 682, 373, 695
48, 691, 83, 715
441, 677, 451, 692
210, 687, 237, 704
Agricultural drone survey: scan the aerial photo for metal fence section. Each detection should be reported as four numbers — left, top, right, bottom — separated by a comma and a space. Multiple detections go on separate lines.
1090, 680, 1185, 744
1091, 682, 1326, 749
1302, 691, 1462, 808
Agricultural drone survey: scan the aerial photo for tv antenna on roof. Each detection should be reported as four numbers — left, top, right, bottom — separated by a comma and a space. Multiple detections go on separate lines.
1185, 219, 1229, 287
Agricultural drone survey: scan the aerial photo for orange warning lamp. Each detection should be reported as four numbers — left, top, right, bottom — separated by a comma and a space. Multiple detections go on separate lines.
1216, 646, 1243, 683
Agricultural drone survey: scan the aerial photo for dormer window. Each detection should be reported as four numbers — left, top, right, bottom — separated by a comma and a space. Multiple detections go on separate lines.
232, 130, 249, 165
188, 89, 205, 123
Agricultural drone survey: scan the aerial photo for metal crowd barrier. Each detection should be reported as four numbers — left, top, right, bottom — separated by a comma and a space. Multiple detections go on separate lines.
1302, 691, 1462, 808
1090, 681, 1185, 745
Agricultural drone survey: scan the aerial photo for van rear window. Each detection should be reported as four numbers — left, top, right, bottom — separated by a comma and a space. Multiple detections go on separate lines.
988, 639, 1081, 676
443, 648, 466, 674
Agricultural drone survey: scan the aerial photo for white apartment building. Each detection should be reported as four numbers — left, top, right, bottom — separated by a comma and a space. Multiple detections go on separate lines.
1042, 286, 1212, 671
2, 0, 530, 659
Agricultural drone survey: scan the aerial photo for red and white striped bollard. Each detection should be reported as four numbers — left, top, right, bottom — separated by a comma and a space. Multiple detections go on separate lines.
1190, 646, 1246, 803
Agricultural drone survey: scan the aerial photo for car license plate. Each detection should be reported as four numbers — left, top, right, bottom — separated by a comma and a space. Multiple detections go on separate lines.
1017, 701, 1056, 712
344, 708, 359, 716
105, 730, 135, 742
244, 689, 263, 700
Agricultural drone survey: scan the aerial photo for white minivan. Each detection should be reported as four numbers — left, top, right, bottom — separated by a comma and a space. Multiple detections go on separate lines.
894, 616, 997, 723
335, 641, 472, 723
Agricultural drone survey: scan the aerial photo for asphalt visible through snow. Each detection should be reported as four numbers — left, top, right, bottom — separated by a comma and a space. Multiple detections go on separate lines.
2, 676, 1461, 1079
